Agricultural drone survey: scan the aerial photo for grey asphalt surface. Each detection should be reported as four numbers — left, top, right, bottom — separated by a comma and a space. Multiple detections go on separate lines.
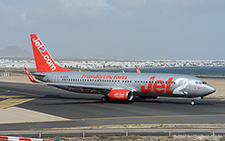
0, 82, 225, 131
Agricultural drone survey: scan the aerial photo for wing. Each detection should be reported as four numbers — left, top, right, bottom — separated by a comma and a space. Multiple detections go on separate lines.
44, 82, 112, 91
24, 67, 126, 95
24, 67, 118, 94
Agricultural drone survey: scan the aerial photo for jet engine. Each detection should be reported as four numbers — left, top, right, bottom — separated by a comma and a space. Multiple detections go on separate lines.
108, 89, 134, 101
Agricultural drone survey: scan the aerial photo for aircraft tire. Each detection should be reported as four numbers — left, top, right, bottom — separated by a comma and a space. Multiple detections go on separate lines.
190, 100, 195, 106
101, 96, 110, 103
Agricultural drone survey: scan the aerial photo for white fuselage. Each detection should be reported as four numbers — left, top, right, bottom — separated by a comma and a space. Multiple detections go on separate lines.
35, 71, 216, 98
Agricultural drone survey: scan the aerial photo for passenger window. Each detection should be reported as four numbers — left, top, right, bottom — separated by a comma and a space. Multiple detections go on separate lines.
195, 81, 202, 85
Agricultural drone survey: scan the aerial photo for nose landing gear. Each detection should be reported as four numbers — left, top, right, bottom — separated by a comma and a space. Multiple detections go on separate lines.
190, 97, 203, 105
190, 100, 195, 105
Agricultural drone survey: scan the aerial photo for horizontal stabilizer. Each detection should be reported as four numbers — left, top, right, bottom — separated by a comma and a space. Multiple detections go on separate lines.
24, 67, 37, 83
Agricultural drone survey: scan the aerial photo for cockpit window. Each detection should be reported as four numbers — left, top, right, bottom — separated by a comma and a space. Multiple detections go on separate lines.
195, 81, 202, 85
202, 81, 207, 84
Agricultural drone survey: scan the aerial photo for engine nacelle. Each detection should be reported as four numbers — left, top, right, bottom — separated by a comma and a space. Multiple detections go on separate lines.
108, 89, 134, 101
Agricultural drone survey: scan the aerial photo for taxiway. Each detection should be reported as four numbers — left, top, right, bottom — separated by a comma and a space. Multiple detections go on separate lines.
0, 82, 225, 130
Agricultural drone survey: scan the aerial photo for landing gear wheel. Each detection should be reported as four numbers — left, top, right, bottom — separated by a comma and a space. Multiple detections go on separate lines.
190, 100, 195, 106
101, 96, 110, 103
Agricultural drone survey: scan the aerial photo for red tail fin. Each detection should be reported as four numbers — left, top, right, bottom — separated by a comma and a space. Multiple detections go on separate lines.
136, 66, 141, 73
30, 34, 72, 72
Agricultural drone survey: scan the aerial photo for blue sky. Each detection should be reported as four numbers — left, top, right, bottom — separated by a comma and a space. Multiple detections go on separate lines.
0, 0, 225, 60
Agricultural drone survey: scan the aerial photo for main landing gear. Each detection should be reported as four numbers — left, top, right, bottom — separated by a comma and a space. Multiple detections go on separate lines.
101, 96, 110, 103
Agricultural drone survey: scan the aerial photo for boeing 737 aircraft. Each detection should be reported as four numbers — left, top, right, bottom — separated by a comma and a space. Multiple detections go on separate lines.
25, 34, 216, 105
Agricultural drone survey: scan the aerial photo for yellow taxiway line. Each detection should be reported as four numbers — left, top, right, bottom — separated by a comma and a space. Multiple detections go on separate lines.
0, 91, 10, 95
69, 114, 225, 122
0, 98, 35, 109
0, 88, 39, 97
1, 113, 225, 125
0, 96, 23, 99
0, 88, 37, 109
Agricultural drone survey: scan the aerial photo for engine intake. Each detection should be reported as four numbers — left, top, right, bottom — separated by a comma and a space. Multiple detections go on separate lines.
108, 89, 134, 101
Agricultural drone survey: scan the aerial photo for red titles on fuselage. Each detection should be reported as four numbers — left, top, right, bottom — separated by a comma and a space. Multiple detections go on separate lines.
141, 77, 174, 94
81, 74, 127, 80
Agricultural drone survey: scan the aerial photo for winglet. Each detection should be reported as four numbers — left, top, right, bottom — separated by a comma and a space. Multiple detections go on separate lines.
136, 66, 141, 73
24, 67, 37, 83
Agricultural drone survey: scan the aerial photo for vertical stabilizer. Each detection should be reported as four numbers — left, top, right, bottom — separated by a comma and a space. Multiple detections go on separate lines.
30, 34, 72, 72
136, 66, 141, 73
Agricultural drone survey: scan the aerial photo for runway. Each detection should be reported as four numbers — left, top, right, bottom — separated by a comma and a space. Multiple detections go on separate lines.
0, 82, 225, 130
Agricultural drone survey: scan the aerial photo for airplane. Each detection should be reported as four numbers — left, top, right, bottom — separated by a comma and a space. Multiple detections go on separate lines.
25, 34, 216, 105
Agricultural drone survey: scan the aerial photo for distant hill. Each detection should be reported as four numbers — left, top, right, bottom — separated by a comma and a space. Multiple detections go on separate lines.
0, 46, 32, 58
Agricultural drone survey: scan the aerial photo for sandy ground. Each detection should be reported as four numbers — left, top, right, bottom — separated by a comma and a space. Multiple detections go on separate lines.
0, 107, 69, 124
204, 78, 225, 98
0, 73, 224, 98
0, 73, 31, 84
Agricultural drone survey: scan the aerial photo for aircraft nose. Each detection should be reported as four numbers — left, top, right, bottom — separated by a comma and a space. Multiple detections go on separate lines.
205, 84, 216, 94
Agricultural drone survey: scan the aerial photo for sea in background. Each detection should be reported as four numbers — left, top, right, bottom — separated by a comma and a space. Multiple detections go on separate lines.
96, 66, 225, 76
